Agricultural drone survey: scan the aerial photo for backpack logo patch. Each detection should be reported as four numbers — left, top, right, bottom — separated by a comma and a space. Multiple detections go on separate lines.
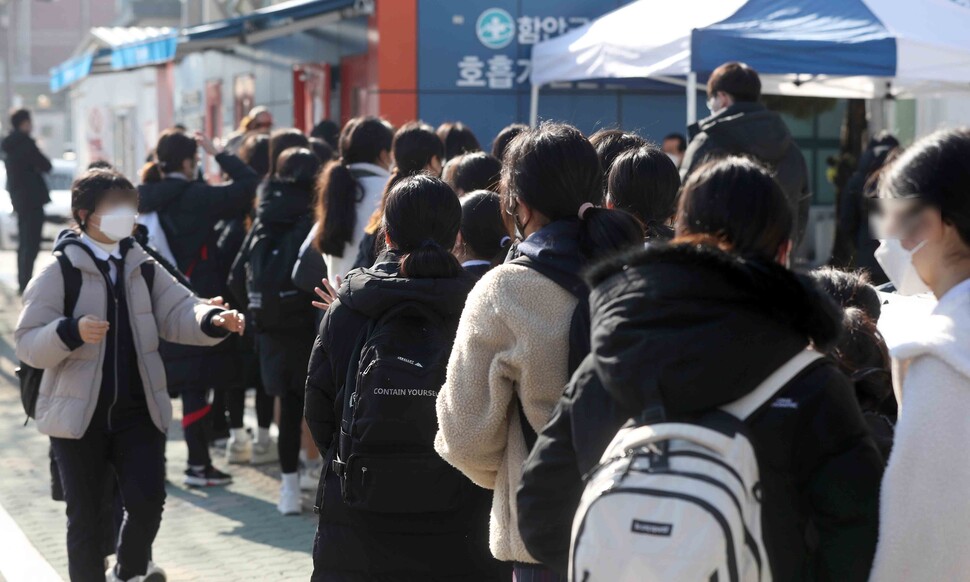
396, 356, 424, 369
631, 520, 673, 536
771, 397, 799, 409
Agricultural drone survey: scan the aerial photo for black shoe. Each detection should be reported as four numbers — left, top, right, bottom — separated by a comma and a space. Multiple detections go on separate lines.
183, 465, 232, 487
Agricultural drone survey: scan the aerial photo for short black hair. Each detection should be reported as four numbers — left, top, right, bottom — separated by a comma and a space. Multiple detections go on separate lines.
663, 133, 687, 153
708, 62, 761, 102
491, 123, 528, 162
71, 169, 138, 229
10, 108, 30, 130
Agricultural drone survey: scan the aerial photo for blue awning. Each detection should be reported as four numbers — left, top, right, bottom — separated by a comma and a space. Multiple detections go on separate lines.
185, 0, 356, 42
49, 52, 98, 92
110, 32, 179, 70
690, 0, 896, 77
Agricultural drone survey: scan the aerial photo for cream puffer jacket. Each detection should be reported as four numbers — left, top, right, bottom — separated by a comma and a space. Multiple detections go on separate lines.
435, 263, 575, 563
15, 239, 228, 439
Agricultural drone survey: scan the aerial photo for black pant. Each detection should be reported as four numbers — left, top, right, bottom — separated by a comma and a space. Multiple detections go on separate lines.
50, 417, 166, 582
181, 388, 212, 467
258, 332, 313, 474
227, 387, 274, 429
17, 207, 43, 293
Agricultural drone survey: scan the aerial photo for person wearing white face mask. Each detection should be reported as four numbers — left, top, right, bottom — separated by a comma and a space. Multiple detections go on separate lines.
15, 168, 246, 582
868, 128, 970, 582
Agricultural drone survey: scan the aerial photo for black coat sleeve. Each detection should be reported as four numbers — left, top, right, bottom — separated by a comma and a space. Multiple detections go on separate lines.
793, 367, 884, 582
195, 152, 260, 221
24, 137, 52, 173
517, 357, 634, 574
304, 302, 366, 455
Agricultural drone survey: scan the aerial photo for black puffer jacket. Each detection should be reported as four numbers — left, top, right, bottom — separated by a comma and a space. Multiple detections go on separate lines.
682, 102, 811, 244
518, 243, 884, 581
304, 254, 505, 580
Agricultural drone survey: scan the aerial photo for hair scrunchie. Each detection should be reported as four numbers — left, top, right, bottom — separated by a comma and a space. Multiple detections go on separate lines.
578, 202, 595, 220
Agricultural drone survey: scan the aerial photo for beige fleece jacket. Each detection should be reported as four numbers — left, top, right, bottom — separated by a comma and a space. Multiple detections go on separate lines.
435, 263, 575, 564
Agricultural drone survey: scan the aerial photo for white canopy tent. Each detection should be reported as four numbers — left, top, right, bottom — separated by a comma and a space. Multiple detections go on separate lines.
529, 0, 970, 126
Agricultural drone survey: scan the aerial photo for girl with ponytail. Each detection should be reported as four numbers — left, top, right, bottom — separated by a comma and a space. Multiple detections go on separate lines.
434, 122, 643, 579
305, 175, 506, 580
310, 116, 393, 280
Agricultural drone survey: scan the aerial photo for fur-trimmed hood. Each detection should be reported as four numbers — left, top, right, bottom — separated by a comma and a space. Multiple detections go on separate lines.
586, 242, 842, 415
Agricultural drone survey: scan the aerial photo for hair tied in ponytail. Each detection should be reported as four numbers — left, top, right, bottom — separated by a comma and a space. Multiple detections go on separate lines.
578, 202, 595, 220
499, 235, 512, 247
420, 239, 441, 250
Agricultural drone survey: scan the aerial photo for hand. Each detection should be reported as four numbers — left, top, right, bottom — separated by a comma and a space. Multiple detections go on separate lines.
212, 310, 245, 335
312, 276, 341, 311
195, 131, 219, 156
207, 296, 228, 308
78, 315, 109, 344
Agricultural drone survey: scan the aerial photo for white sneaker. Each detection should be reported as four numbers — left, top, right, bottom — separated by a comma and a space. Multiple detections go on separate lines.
251, 437, 279, 465
105, 562, 167, 582
300, 461, 323, 491
226, 433, 253, 464
278, 472, 302, 515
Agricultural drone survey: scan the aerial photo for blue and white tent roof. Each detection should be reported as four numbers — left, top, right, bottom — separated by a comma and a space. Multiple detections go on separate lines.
531, 0, 970, 98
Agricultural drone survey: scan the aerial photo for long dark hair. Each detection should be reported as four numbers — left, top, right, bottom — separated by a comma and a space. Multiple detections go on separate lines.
589, 129, 647, 179
140, 129, 196, 183
383, 174, 463, 279
365, 122, 443, 235
313, 117, 393, 255
459, 190, 511, 265
607, 146, 680, 239
268, 129, 310, 177
491, 123, 528, 162
676, 156, 793, 260
501, 122, 643, 261
275, 147, 322, 189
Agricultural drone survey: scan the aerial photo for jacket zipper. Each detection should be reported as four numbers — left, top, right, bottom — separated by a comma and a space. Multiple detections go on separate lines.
101, 267, 119, 431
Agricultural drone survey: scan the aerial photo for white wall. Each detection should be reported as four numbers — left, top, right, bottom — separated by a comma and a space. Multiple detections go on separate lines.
916, 95, 970, 138
70, 67, 160, 181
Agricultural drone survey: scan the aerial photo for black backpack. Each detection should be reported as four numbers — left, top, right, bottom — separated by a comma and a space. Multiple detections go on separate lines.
245, 216, 312, 332
332, 301, 469, 514
16, 249, 156, 424
510, 255, 591, 449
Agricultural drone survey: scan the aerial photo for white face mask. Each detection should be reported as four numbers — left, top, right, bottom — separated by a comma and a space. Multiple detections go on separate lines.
707, 96, 722, 115
93, 206, 137, 242
666, 152, 682, 167
874, 238, 930, 296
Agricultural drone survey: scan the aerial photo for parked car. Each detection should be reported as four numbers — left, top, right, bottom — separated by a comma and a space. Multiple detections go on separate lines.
0, 158, 77, 250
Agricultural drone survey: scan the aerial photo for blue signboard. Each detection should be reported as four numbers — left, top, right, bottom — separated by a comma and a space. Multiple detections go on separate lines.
416, 0, 694, 150
110, 34, 179, 70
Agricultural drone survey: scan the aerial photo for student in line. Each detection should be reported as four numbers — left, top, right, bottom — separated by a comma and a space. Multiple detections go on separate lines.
454, 190, 512, 279
305, 175, 505, 581
869, 128, 970, 581
517, 156, 884, 580
16, 169, 244, 582
605, 145, 680, 242
138, 128, 259, 487
434, 122, 643, 580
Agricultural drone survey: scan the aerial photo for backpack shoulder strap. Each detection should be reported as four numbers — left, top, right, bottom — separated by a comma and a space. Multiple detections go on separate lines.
140, 261, 155, 297
510, 255, 587, 299
721, 350, 823, 421
54, 251, 81, 317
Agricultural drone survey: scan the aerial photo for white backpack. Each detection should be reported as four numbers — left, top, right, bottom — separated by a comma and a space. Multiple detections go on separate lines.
136, 211, 177, 267
569, 350, 822, 582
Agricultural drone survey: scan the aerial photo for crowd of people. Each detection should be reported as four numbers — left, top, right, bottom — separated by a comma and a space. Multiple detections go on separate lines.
8, 61, 970, 582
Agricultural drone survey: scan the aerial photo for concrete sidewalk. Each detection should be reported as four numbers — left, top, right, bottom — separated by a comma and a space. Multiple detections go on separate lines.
0, 250, 316, 581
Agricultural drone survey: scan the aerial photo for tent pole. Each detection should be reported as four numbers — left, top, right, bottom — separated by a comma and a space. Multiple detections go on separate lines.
529, 84, 540, 127
687, 72, 698, 126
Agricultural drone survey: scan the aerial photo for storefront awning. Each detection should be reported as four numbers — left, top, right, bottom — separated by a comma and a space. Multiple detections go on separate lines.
49, 52, 99, 93
184, 0, 357, 47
